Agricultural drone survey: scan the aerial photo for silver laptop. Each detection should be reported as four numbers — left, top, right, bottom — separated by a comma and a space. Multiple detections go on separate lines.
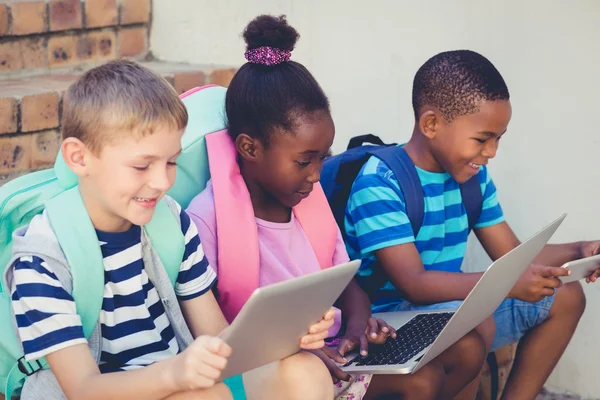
339, 214, 566, 375
219, 260, 361, 380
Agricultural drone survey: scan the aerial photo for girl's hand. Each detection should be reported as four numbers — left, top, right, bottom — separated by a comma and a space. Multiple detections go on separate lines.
300, 308, 336, 350
336, 318, 397, 357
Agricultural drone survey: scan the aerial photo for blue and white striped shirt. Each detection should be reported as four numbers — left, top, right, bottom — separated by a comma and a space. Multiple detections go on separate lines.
11, 202, 216, 372
344, 156, 504, 311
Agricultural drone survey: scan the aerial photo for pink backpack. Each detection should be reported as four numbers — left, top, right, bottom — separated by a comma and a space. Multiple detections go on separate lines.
206, 130, 339, 323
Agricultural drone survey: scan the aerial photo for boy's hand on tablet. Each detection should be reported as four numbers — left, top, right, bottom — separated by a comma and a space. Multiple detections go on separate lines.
300, 308, 336, 350
510, 263, 570, 302
585, 269, 600, 283
166, 335, 231, 391
577, 241, 600, 283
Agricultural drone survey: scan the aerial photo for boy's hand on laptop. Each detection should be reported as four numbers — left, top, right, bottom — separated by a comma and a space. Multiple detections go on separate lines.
307, 347, 352, 384
510, 263, 570, 302
166, 335, 231, 391
300, 307, 336, 350
336, 318, 397, 358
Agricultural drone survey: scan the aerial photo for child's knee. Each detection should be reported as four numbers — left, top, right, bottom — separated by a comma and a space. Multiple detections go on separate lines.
552, 281, 586, 319
441, 329, 487, 378
405, 362, 445, 400
456, 330, 487, 370
277, 352, 333, 399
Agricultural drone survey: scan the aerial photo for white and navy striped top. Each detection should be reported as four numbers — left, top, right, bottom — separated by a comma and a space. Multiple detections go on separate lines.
10, 203, 216, 372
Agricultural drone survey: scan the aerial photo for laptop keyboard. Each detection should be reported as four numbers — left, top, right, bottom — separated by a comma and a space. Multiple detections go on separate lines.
342, 312, 454, 367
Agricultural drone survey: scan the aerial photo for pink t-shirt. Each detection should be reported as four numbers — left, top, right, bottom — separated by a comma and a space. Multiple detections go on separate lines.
186, 180, 349, 334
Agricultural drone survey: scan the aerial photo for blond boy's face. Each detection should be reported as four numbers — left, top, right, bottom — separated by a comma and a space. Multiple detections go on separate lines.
79, 126, 183, 232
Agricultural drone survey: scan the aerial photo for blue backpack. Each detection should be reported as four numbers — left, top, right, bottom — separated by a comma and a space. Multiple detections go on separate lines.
320, 134, 483, 297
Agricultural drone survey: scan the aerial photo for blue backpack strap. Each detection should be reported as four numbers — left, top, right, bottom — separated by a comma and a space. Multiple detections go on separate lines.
370, 146, 424, 236
353, 146, 424, 302
459, 175, 483, 232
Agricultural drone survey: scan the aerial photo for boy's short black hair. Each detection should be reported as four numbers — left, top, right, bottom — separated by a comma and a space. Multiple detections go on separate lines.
225, 14, 330, 146
412, 50, 510, 122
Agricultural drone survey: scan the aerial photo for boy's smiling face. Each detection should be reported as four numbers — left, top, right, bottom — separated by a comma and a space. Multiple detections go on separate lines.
64, 126, 183, 232
429, 100, 512, 183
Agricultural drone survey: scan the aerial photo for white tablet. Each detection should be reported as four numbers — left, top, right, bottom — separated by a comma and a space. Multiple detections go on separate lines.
559, 254, 600, 283
218, 260, 360, 380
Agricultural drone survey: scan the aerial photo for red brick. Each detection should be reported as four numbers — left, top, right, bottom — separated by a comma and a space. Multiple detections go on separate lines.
0, 135, 31, 175
81, 29, 117, 61
118, 27, 147, 57
48, 34, 78, 68
19, 37, 48, 70
31, 130, 61, 169
173, 71, 206, 94
11, 1, 47, 35
208, 68, 237, 87
85, 0, 117, 28
119, 0, 150, 25
0, 97, 18, 135
0, 42, 23, 72
0, 4, 8, 35
21, 92, 60, 132
49, 0, 82, 32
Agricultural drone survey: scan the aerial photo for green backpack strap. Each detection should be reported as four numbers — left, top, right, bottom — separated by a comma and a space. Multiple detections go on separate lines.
45, 187, 104, 339
145, 198, 185, 287
4, 188, 104, 398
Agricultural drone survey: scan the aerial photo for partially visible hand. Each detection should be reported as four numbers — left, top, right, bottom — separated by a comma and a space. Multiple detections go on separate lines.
336, 318, 397, 358
167, 335, 231, 392
300, 308, 336, 350
586, 269, 600, 284
509, 263, 570, 302
577, 241, 600, 284
307, 347, 352, 384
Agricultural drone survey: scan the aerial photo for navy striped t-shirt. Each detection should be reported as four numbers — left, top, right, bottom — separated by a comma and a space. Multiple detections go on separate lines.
344, 156, 504, 312
11, 202, 216, 372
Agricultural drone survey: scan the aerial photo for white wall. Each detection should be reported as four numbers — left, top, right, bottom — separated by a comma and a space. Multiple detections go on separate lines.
152, 1, 600, 397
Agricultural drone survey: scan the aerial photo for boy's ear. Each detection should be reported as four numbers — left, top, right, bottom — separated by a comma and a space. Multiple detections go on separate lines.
61, 137, 90, 177
235, 133, 263, 163
418, 109, 440, 140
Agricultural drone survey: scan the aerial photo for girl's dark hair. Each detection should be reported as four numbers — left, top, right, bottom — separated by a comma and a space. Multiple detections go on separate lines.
226, 15, 330, 145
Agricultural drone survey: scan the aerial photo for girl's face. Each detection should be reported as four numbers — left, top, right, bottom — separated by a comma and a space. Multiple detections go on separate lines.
240, 111, 335, 213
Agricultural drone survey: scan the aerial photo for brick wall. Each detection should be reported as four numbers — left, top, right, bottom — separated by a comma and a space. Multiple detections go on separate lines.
0, 0, 151, 75
0, 0, 237, 185
0, 64, 236, 183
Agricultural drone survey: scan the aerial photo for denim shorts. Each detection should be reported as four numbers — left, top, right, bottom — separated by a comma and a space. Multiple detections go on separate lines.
385, 294, 555, 351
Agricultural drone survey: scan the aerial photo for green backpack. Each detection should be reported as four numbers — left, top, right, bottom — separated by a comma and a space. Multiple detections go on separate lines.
0, 84, 228, 398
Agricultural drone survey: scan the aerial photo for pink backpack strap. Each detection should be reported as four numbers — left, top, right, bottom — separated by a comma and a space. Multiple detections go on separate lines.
205, 130, 259, 323
293, 183, 337, 270
206, 130, 338, 322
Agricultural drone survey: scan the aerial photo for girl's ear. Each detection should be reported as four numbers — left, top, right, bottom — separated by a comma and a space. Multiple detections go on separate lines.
235, 134, 264, 163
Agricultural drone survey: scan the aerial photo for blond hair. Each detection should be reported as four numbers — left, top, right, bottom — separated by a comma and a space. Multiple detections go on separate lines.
62, 60, 188, 153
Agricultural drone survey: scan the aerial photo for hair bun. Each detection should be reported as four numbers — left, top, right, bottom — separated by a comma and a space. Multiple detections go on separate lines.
243, 15, 299, 52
